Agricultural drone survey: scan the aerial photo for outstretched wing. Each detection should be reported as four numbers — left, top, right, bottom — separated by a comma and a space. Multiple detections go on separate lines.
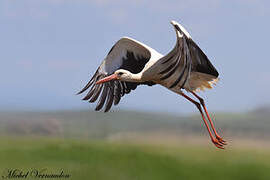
158, 22, 219, 89
78, 37, 156, 112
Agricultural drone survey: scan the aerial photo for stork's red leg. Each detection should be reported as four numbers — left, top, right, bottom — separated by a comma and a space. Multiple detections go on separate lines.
191, 92, 226, 145
180, 92, 224, 149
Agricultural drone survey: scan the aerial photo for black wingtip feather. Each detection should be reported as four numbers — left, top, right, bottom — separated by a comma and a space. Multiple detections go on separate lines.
82, 85, 96, 100
77, 79, 94, 95
188, 39, 219, 78
95, 84, 108, 111
77, 69, 100, 95
113, 81, 121, 105
89, 84, 103, 103
104, 82, 114, 112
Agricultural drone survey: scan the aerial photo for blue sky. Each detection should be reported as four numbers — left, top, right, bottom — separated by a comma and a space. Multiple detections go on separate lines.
0, 0, 269, 113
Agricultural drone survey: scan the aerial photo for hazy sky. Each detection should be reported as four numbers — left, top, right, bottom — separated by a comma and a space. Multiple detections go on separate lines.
1, 0, 269, 113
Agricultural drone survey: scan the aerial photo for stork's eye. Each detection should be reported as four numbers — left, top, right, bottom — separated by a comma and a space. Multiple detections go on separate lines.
118, 72, 124, 76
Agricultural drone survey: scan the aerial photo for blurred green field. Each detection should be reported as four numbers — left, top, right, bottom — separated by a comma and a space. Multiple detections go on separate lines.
1, 109, 270, 179
1, 136, 270, 180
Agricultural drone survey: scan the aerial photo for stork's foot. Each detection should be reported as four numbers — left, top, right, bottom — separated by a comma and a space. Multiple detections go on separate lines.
216, 135, 227, 145
212, 138, 225, 149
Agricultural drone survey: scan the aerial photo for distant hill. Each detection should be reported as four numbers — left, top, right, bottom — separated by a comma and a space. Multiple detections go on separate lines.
251, 105, 270, 116
0, 109, 269, 139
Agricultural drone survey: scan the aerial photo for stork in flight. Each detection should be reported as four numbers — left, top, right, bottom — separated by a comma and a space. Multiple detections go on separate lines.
78, 20, 226, 149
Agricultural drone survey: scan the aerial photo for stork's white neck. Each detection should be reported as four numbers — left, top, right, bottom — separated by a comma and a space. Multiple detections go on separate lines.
120, 72, 144, 83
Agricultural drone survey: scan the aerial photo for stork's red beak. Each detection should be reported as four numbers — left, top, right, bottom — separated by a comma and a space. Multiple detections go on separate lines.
96, 74, 118, 84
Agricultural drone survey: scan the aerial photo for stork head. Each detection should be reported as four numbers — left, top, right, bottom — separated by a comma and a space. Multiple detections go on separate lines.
114, 69, 132, 81
96, 69, 132, 84
170, 20, 191, 39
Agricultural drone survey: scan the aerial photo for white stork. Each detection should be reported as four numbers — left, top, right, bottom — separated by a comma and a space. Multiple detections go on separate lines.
78, 20, 226, 149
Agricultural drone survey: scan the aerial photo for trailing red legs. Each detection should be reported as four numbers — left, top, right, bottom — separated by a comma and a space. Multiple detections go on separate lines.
180, 92, 226, 149
191, 92, 226, 145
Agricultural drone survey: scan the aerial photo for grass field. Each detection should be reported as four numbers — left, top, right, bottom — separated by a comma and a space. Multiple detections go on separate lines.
1, 136, 270, 180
